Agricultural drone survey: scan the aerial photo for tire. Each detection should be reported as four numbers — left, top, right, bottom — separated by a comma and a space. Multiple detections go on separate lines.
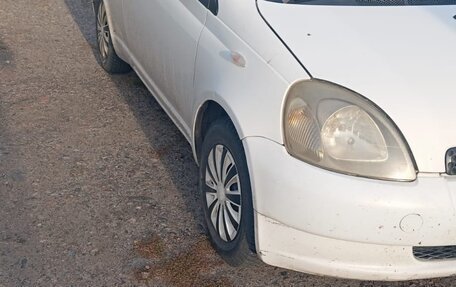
199, 118, 257, 266
95, 0, 131, 74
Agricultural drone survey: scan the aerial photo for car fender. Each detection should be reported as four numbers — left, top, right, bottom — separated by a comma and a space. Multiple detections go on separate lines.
192, 12, 309, 156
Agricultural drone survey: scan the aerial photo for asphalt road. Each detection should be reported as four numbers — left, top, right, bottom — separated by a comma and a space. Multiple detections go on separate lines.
0, 0, 454, 286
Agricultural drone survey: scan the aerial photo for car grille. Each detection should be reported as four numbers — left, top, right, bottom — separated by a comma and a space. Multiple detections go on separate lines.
413, 246, 456, 261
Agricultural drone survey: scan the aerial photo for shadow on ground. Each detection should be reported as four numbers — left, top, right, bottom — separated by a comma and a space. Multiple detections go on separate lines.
64, 0, 200, 217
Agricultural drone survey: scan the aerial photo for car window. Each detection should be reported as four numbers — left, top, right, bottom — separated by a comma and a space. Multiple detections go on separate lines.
199, 0, 218, 14
199, 0, 210, 7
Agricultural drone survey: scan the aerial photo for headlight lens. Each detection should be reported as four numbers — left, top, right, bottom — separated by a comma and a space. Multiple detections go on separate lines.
283, 80, 416, 181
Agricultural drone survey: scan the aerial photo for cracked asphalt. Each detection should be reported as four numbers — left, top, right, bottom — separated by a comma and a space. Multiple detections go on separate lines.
0, 0, 455, 286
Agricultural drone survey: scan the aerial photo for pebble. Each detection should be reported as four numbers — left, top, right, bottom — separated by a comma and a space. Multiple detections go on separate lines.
20, 258, 27, 269
90, 248, 99, 256
127, 258, 152, 269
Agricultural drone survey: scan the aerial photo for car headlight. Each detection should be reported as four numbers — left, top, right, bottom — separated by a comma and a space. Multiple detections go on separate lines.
283, 79, 417, 181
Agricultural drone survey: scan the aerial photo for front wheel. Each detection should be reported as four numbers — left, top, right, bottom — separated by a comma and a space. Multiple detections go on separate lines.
199, 118, 256, 266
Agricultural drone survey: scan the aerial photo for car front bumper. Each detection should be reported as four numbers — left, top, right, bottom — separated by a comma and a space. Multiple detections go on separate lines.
242, 136, 456, 280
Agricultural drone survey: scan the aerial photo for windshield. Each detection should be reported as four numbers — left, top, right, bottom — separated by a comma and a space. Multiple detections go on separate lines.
264, 0, 456, 5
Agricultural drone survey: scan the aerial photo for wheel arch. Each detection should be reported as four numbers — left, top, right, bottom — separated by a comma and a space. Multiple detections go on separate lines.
192, 100, 244, 165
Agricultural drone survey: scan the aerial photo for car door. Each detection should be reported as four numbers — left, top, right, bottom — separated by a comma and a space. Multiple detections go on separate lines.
122, 0, 208, 137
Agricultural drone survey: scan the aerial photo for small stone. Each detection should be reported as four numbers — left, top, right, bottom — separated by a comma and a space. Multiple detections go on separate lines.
19, 258, 27, 269
90, 248, 99, 256
141, 272, 150, 279
127, 258, 151, 269
16, 237, 26, 244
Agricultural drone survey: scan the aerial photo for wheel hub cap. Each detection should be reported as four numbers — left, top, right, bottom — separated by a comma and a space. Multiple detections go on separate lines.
97, 2, 110, 60
205, 145, 242, 242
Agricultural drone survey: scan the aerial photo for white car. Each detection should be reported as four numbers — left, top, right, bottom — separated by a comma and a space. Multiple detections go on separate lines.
93, 0, 456, 281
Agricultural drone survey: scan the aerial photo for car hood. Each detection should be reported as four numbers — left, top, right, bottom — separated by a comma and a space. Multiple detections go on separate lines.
258, 1, 456, 172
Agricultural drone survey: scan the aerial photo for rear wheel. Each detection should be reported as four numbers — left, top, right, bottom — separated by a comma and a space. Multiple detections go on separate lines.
199, 118, 256, 266
95, 0, 131, 74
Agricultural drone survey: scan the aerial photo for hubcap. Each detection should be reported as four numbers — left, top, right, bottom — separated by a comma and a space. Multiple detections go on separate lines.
205, 145, 242, 242
97, 2, 110, 60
